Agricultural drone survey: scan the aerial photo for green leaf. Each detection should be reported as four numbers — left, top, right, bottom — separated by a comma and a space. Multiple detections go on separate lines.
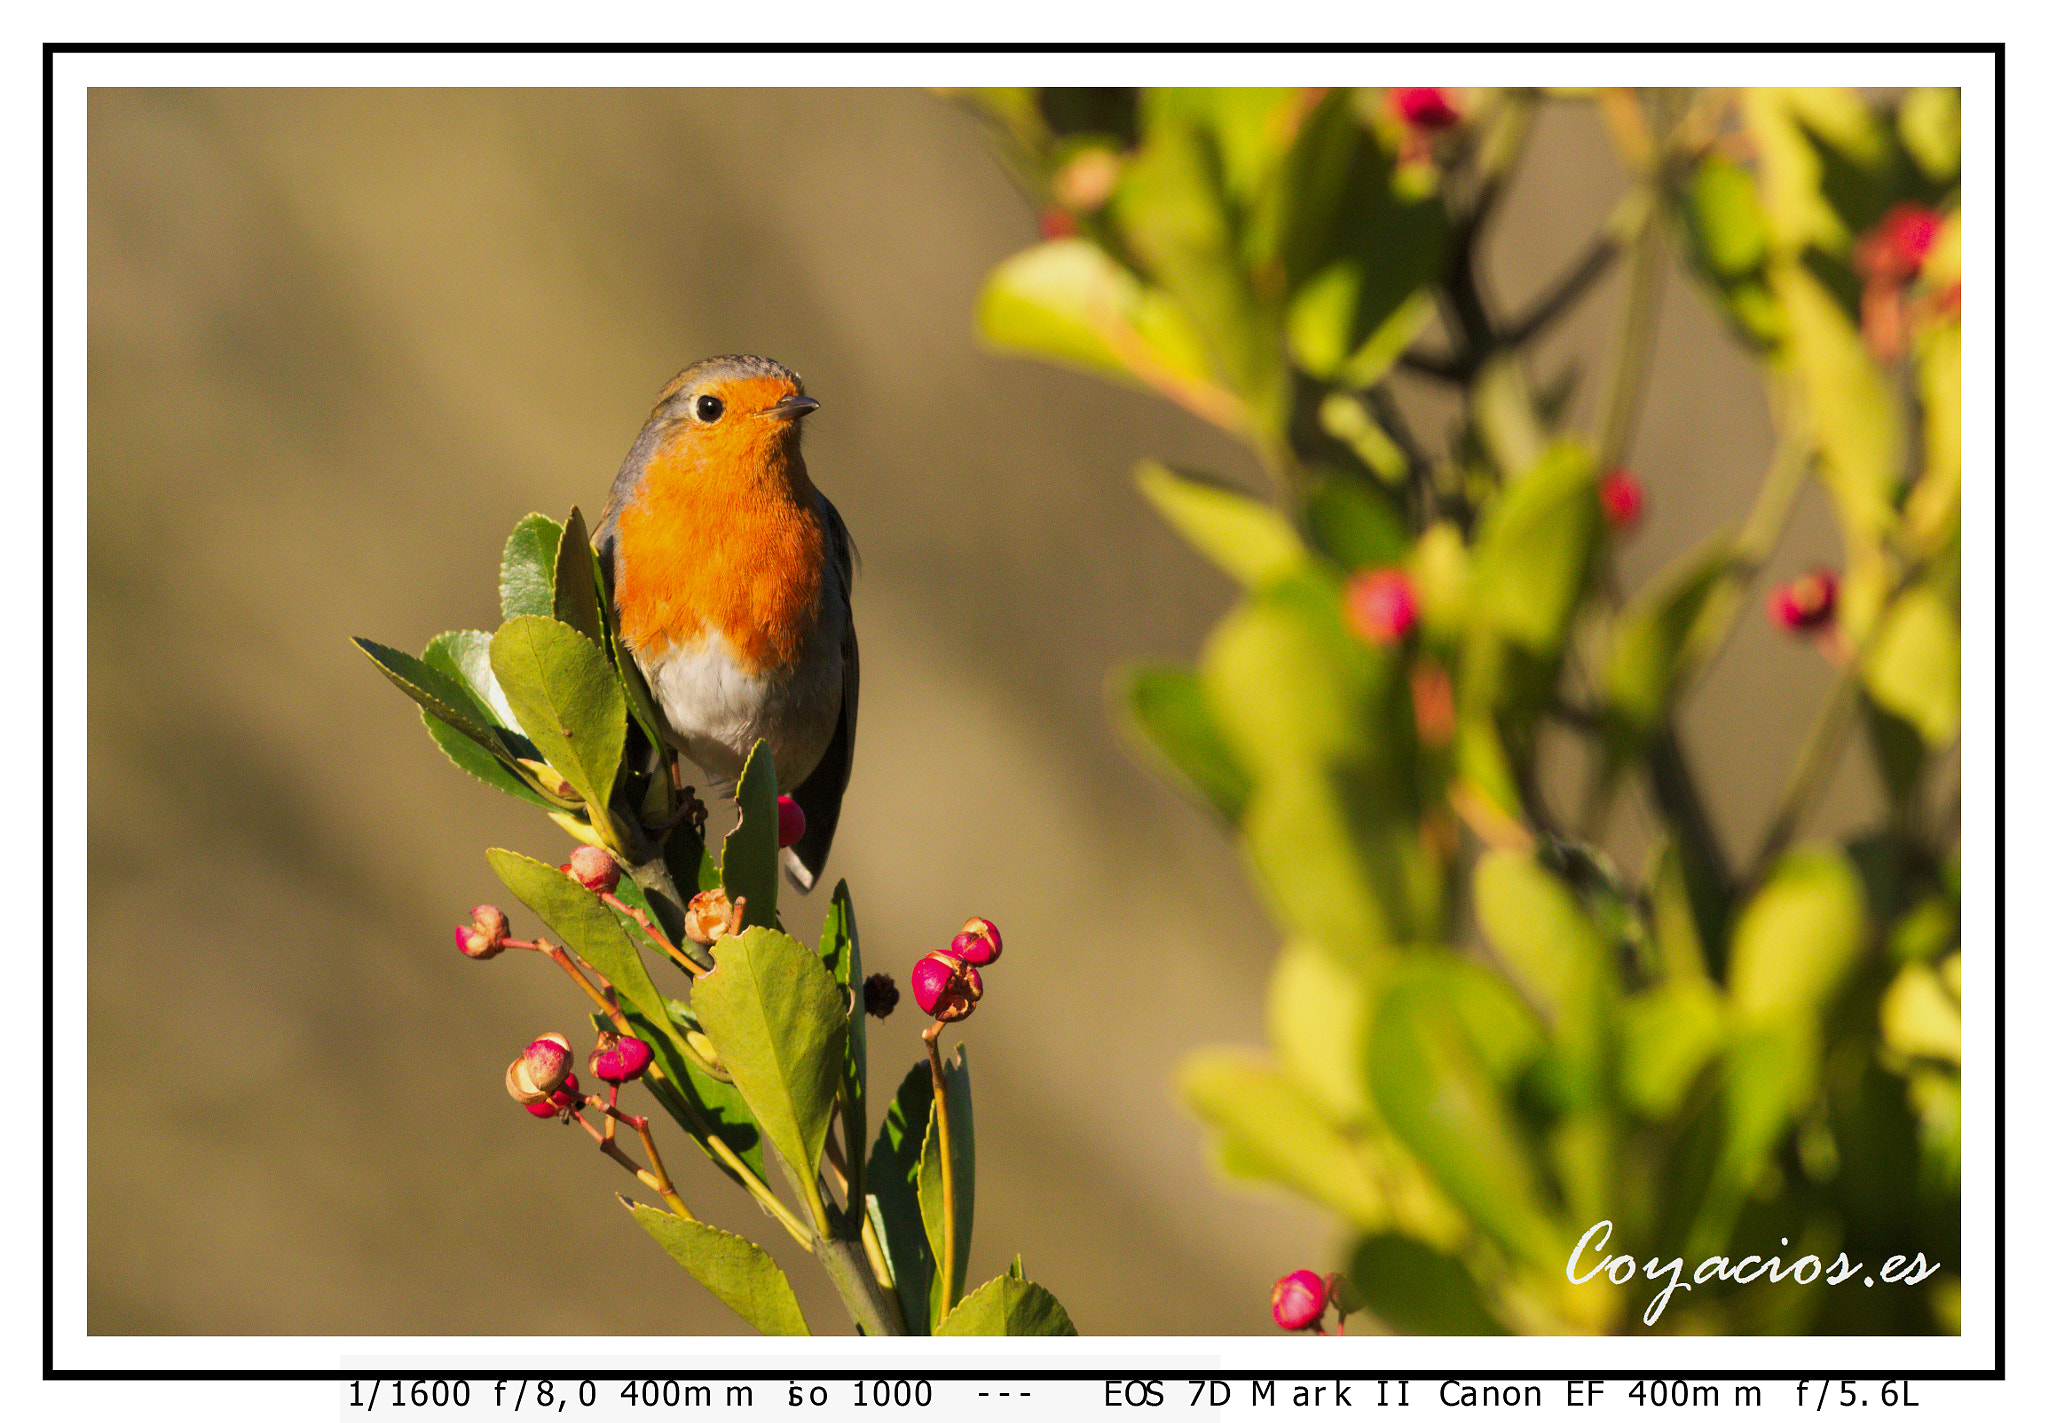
1906, 316, 1961, 551
1367, 962, 1562, 1268
1121, 665, 1251, 823
627, 1000, 765, 1185
1265, 940, 1375, 1122
918, 1045, 975, 1327
1898, 88, 1960, 184
500, 513, 564, 622
1862, 586, 1960, 748
353, 636, 510, 755
1472, 851, 1615, 1108
1616, 979, 1725, 1120
420, 709, 556, 809
975, 239, 1222, 410
421, 629, 532, 752
551, 505, 607, 648
1134, 460, 1304, 587
1685, 155, 1771, 279
489, 615, 627, 833
721, 741, 779, 930
1744, 88, 1885, 256
819, 881, 866, 1207
1773, 260, 1901, 545
1344, 1234, 1507, 1335
1466, 442, 1600, 654
626, 1206, 809, 1335
868, 1061, 937, 1336
688, 926, 845, 1192
1178, 1049, 1390, 1230
1240, 768, 1437, 961
1302, 475, 1408, 573
934, 1273, 1077, 1336
1727, 845, 1867, 1032
1602, 541, 1738, 738
1114, 110, 1287, 430
484, 848, 667, 1024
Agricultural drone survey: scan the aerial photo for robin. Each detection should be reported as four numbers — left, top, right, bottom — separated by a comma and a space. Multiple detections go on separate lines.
595, 355, 856, 892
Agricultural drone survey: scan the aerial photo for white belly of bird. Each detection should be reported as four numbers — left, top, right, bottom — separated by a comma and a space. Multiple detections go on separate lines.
639, 626, 841, 793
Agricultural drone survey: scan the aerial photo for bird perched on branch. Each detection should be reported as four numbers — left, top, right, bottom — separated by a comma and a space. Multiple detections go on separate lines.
595, 355, 856, 891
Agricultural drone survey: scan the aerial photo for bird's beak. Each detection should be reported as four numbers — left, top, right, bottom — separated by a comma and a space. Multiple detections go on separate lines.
764, 393, 820, 421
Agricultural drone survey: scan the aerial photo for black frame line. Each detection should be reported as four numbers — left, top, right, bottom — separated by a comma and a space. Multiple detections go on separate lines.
44, 41, 2006, 1387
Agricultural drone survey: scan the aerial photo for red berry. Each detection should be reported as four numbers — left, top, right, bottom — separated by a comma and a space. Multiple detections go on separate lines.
1345, 568, 1418, 645
1770, 569, 1838, 633
567, 845, 619, 894
588, 1031, 654, 1085
506, 1032, 573, 1103
1391, 87, 1459, 132
1857, 203, 1943, 283
950, 917, 1003, 967
524, 1071, 580, 1118
1600, 468, 1645, 532
910, 952, 983, 1023
1271, 1268, 1329, 1331
776, 795, 806, 850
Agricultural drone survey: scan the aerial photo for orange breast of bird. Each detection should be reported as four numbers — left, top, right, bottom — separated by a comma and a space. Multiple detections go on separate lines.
611, 396, 826, 678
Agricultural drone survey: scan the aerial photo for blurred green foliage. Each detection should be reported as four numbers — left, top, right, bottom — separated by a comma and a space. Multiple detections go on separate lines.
969, 86, 1961, 1334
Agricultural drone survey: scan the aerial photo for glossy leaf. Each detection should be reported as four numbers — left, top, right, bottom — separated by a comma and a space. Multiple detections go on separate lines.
551, 505, 607, 648
500, 512, 564, 622
422, 629, 531, 750
868, 1061, 937, 1336
1121, 664, 1251, 823
918, 1045, 975, 1327
721, 741, 779, 929
933, 1273, 1077, 1337
1862, 586, 1960, 748
1344, 1234, 1507, 1335
488, 616, 627, 826
484, 848, 667, 1025
1135, 460, 1304, 587
420, 710, 555, 809
819, 881, 866, 1206
627, 1000, 765, 1185
353, 636, 508, 755
1179, 1050, 1389, 1230
688, 926, 845, 1192
627, 1206, 809, 1335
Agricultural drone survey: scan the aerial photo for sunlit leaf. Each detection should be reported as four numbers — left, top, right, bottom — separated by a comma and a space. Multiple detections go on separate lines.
627, 1206, 809, 1335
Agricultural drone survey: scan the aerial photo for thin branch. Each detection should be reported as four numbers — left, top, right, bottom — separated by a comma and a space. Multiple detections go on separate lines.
1500, 238, 1622, 347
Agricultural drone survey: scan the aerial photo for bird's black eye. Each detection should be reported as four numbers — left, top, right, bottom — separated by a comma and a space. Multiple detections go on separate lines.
694, 394, 725, 423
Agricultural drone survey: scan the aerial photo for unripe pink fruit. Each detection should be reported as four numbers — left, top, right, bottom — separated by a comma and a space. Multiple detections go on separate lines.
1771, 569, 1839, 633
1600, 469, 1644, 532
505, 1032, 573, 1104
1392, 87, 1459, 132
457, 905, 510, 959
1271, 1268, 1328, 1331
950, 917, 1003, 967
567, 845, 620, 894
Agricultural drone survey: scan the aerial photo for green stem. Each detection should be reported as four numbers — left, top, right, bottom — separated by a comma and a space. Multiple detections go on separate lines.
1594, 197, 1665, 474
924, 1027, 960, 1325
1748, 668, 1861, 883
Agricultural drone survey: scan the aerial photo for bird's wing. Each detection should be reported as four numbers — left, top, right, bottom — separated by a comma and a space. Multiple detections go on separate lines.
784, 498, 858, 892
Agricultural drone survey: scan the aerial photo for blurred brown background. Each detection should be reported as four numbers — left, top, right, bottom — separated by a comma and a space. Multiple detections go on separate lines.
87, 88, 1879, 1336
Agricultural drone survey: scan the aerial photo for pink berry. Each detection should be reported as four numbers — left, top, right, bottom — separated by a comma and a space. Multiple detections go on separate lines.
1391, 87, 1459, 132
506, 1032, 573, 1103
456, 905, 510, 959
910, 952, 983, 1023
1271, 1268, 1329, 1332
588, 1032, 654, 1085
950, 917, 1003, 967
776, 795, 806, 850
524, 1071, 580, 1118
1345, 568, 1418, 646
1600, 468, 1644, 532
1770, 569, 1838, 633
